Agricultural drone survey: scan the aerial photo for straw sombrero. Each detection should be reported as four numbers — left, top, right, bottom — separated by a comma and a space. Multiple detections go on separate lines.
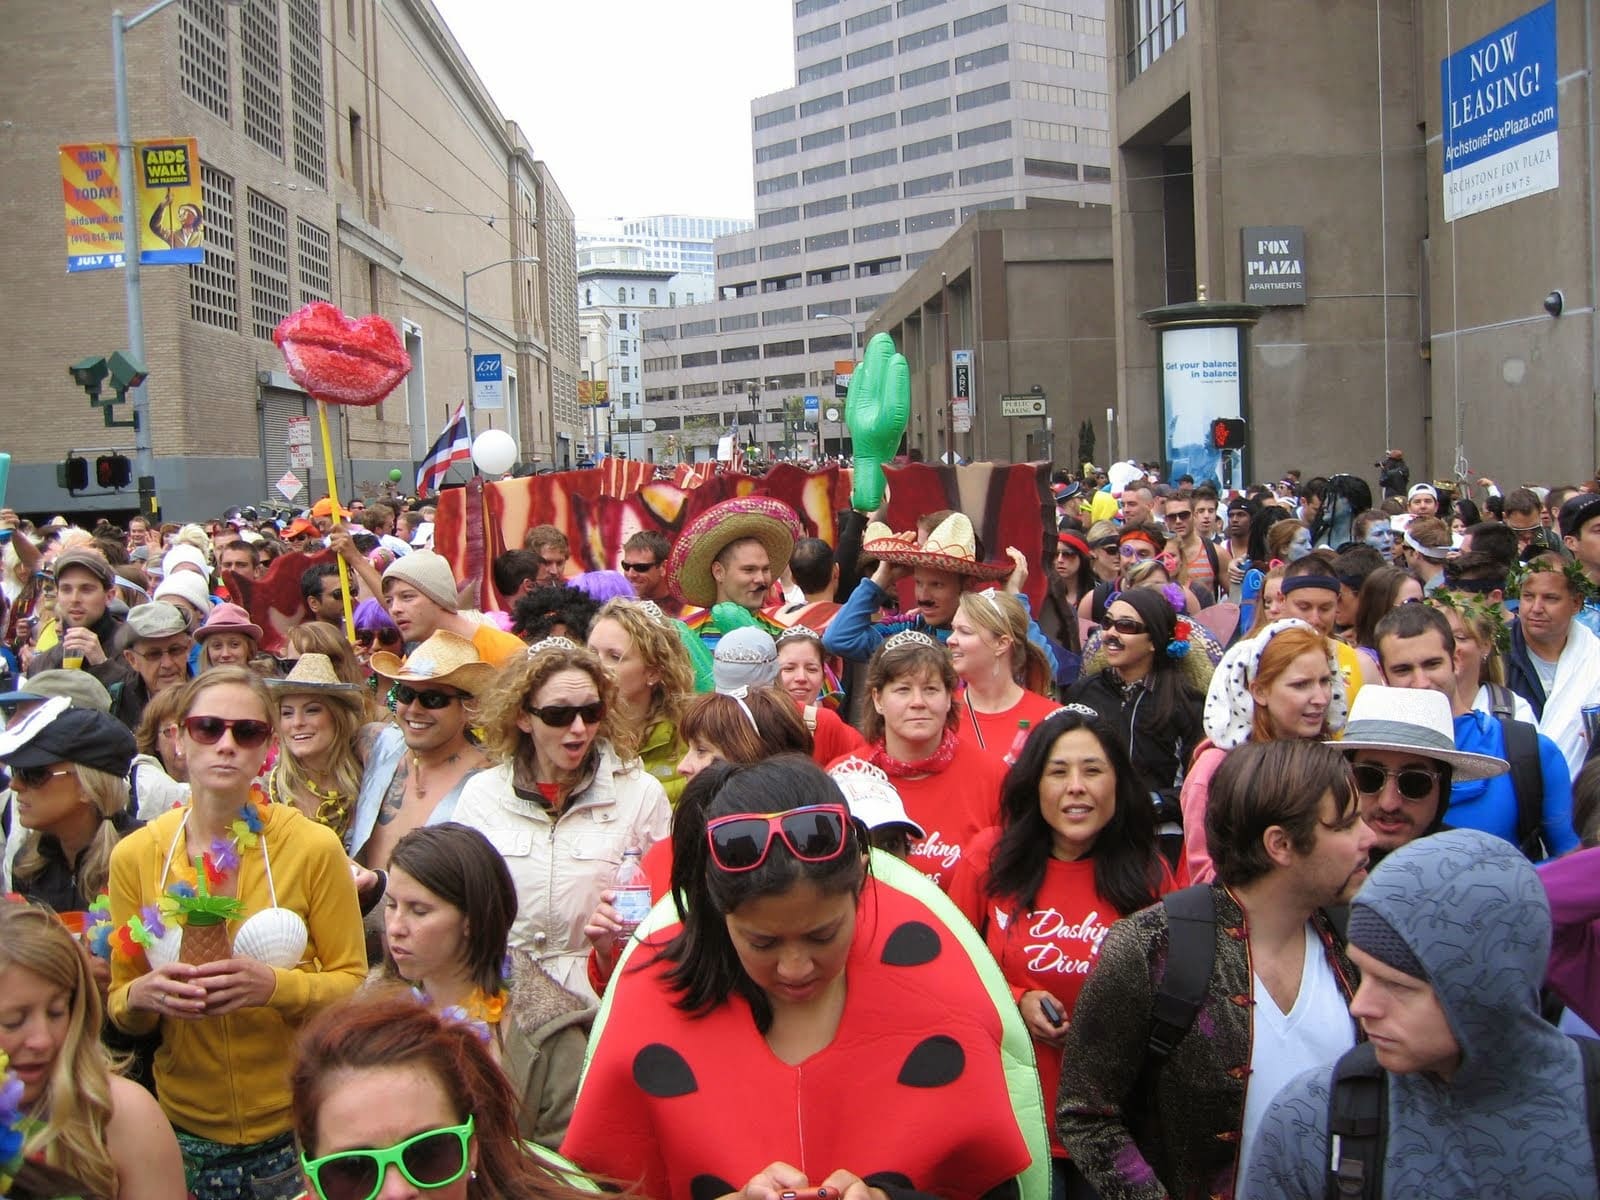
265, 653, 363, 699
369, 630, 495, 696
861, 512, 1011, 581
667, 496, 804, 607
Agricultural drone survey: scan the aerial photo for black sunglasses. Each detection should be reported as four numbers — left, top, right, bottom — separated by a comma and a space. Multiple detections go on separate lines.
1351, 762, 1440, 801
394, 683, 463, 710
620, 560, 659, 573
11, 765, 74, 789
1103, 616, 1148, 636
354, 627, 403, 648
183, 715, 274, 748
523, 700, 605, 728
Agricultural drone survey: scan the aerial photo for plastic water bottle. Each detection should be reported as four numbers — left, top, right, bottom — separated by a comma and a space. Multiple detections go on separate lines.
612, 848, 652, 933
1002, 720, 1032, 766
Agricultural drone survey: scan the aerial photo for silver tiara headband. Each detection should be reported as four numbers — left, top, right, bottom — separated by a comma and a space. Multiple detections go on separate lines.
882, 630, 938, 653
526, 636, 580, 656
714, 642, 777, 665
635, 599, 669, 624
975, 588, 1010, 621
776, 625, 822, 645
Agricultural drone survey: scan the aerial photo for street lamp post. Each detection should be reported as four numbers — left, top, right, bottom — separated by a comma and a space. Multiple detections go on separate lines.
113, 0, 245, 519
463, 255, 539, 464
811, 312, 859, 459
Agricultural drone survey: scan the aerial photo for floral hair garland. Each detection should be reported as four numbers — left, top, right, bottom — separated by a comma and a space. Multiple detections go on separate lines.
1429, 589, 1512, 657
1504, 556, 1596, 608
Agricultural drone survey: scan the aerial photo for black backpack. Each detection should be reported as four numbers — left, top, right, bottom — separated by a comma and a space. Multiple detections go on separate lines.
1326, 1036, 1600, 1198
1484, 682, 1548, 860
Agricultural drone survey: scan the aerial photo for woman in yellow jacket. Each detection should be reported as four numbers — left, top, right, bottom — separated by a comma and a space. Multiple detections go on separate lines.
106, 666, 365, 1200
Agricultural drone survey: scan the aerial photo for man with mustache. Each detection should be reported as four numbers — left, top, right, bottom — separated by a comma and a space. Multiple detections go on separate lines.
664, 496, 803, 653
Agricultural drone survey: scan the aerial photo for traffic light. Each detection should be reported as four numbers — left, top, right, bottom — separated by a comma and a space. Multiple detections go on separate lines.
1211, 418, 1248, 450
96, 454, 132, 489
69, 357, 108, 402
107, 351, 147, 402
58, 456, 90, 493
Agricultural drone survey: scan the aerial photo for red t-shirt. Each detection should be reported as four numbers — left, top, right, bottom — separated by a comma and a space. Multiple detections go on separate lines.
808, 704, 867, 765
830, 734, 1006, 890
947, 827, 1180, 1158
958, 688, 1062, 764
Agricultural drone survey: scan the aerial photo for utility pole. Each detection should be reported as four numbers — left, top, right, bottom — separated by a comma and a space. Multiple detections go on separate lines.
940, 272, 952, 465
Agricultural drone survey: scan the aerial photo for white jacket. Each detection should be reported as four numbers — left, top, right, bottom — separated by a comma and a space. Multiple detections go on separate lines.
452, 741, 670, 1002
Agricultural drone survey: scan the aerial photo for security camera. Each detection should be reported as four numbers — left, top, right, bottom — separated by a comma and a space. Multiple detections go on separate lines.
1545, 290, 1565, 318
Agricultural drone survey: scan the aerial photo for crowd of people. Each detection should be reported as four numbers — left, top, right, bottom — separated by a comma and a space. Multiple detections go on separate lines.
3, 453, 1600, 1200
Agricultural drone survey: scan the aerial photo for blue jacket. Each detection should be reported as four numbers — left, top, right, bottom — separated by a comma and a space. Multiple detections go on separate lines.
822, 577, 1059, 674
1449, 710, 1577, 857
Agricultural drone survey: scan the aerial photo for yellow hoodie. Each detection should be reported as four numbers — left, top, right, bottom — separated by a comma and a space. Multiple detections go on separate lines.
108, 802, 364, 1145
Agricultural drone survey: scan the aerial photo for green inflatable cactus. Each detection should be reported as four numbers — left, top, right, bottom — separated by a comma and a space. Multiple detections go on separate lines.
846, 332, 910, 513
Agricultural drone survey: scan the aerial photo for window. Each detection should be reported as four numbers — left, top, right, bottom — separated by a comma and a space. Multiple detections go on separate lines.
854, 219, 901, 243
799, 92, 844, 117
240, 0, 284, 158
847, 41, 893, 69
847, 4, 892, 33
1024, 157, 1079, 178
959, 159, 1013, 185
1079, 90, 1109, 110
755, 139, 798, 163
905, 209, 956, 234
808, 298, 852, 318
762, 273, 803, 292
754, 105, 796, 130
719, 247, 758, 268
1023, 119, 1077, 142
286, 0, 326, 188
760, 239, 803, 259
757, 172, 799, 196
618, 313, 629, 329
681, 351, 718, 368
957, 81, 1010, 110
899, 24, 948, 53
765, 339, 806, 357
852, 183, 898, 207
648, 288, 658, 304
906, 249, 935, 268
721, 313, 760, 332
806, 228, 850, 251
1084, 164, 1111, 181
758, 206, 800, 228
810, 333, 854, 352
1017, 3, 1070, 30
724, 281, 757, 299
954, 5, 1007, 36
855, 293, 890, 312
246, 190, 290, 340
801, 125, 846, 151
645, 325, 676, 341
179, 0, 230, 122
618, 287, 629, 302
902, 97, 950, 125
763, 305, 805, 326
799, 57, 843, 83
900, 61, 949, 89
620, 366, 630, 382
683, 382, 720, 399
955, 44, 1008, 72
851, 111, 895, 137
296, 218, 331, 304
1018, 42, 1071, 68
848, 76, 894, 104
803, 160, 847, 185
856, 255, 901, 277
959, 120, 1011, 149
904, 171, 953, 197
584, 287, 592, 305
961, 198, 1016, 219
644, 356, 676, 372
795, 0, 838, 16
1127, 0, 1186, 79
722, 345, 760, 364
903, 132, 952, 160
852, 147, 897, 173
796, 23, 840, 49
1019, 79, 1071, 106
1080, 128, 1110, 147
897, 0, 945, 14
681, 318, 716, 336
189, 163, 237, 330
807, 266, 850, 286
805, 195, 848, 219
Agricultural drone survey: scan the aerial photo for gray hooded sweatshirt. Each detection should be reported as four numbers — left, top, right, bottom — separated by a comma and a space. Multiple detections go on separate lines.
1240, 828, 1598, 1199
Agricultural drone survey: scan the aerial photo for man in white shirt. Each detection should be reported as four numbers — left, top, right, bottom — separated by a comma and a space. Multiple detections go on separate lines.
1505, 553, 1600, 778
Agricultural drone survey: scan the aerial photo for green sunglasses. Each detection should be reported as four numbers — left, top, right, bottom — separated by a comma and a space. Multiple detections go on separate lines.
300, 1116, 473, 1200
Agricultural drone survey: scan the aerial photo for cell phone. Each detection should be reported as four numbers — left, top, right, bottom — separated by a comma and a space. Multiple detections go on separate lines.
1040, 996, 1065, 1025
780, 1190, 837, 1200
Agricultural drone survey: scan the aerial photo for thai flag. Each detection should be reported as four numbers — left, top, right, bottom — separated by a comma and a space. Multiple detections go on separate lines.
416, 405, 470, 497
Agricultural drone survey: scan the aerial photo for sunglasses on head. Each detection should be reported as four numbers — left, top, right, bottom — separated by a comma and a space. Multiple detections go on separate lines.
183, 715, 274, 748
706, 803, 852, 873
1102, 616, 1148, 636
523, 700, 606, 728
394, 683, 462, 710
1351, 762, 1440, 801
11, 765, 74, 789
354, 627, 403, 648
301, 1117, 473, 1200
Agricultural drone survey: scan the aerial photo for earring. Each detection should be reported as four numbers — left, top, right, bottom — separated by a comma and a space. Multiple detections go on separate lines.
470, 1171, 478, 1181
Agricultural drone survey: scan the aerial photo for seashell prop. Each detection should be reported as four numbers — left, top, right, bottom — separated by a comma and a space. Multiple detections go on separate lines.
232, 908, 308, 969
145, 923, 183, 970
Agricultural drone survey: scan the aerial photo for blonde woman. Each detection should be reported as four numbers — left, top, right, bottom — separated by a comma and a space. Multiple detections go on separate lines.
265, 654, 377, 843
0, 701, 139, 913
585, 598, 694, 803
453, 639, 670, 1000
0, 901, 186, 1200
945, 589, 1060, 760
282, 620, 367, 691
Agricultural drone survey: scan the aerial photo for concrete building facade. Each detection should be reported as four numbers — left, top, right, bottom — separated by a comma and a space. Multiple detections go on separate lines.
641, 0, 1116, 464
1, 0, 580, 520
1109, 0, 1600, 488
576, 244, 678, 457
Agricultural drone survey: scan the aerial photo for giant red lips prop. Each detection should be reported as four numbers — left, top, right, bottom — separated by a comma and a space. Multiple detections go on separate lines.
273, 302, 411, 406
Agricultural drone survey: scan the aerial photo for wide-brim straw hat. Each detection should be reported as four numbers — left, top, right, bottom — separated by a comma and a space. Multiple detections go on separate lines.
369, 630, 495, 696
1329, 685, 1507, 781
668, 496, 803, 607
861, 512, 1011, 581
265, 652, 364, 701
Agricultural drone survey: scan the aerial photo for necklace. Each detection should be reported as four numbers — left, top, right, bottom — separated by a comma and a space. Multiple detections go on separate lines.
270, 766, 352, 834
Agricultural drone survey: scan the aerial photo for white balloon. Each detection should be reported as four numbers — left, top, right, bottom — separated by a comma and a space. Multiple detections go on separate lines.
471, 429, 518, 475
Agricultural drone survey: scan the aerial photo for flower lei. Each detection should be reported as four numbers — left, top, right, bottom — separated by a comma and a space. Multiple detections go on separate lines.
412, 985, 508, 1043
0, 1051, 25, 1198
1166, 618, 1193, 660
105, 787, 268, 964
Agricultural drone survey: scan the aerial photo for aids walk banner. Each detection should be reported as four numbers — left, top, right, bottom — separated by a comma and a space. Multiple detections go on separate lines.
1441, 2, 1558, 222
59, 136, 204, 271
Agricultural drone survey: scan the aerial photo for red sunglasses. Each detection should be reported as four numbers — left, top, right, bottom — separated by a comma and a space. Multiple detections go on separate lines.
706, 803, 851, 873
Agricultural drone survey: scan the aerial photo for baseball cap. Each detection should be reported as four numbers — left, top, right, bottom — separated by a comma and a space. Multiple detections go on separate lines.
1406, 483, 1438, 503
0, 695, 136, 776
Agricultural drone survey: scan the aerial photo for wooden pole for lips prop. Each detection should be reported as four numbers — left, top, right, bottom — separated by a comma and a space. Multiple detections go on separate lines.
273, 303, 413, 642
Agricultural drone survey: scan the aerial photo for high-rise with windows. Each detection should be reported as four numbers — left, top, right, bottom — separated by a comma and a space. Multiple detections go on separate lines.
639, 0, 1112, 463
581, 215, 755, 277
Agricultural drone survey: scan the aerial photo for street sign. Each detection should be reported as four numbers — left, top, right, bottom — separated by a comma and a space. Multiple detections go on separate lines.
276, 471, 303, 500
473, 353, 504, 410
833, 361, 855, 399
804, 394, 819, 417
286, 415, 311, 449
287, 444, 312, 470
825, 406, 839, 422
1000, 394, 1046, 417
952, 397, 973, 433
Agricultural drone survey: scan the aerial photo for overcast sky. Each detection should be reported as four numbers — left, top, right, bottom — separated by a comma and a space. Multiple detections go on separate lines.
431, 0, 794, 225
